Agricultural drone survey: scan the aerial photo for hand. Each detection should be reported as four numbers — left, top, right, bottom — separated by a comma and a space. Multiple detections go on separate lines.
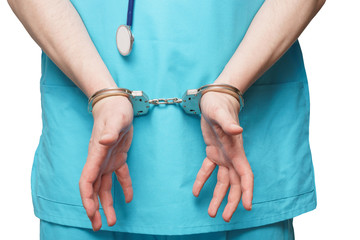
79, 95, 134, 231
192, 90, 254, 222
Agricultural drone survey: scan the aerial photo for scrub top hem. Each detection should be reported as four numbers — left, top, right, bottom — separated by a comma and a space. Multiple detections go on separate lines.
32, 189, 316, 236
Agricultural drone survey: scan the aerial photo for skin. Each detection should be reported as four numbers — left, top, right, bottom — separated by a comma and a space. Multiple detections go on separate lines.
193, 0, 326, 222
8, 0, 325, 231
193, 92, 253, 222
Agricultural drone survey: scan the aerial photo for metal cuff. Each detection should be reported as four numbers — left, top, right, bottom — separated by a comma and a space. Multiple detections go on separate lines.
180, 83, 244, 115
88, 87, 150, 115
87, 83, 244, 117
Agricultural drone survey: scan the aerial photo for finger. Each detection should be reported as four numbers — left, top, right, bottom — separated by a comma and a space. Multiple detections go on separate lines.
92, 193, 102, 231
92, 210, 102, 231
93, 174, 102, 195
192, 157, 216, 197
222, 168, 242, 222
208, 166, 230, 218
115, 163, 133, 203
99, 173, 116, 226
213, 107, 243, 136
240, 169, 254, 211
99, 114, 132, 146
231, 146, 253, 211
84, 133, 106, 231
78, 188, 102, 231
79, 117, 111, 231
79, 162, 102, 231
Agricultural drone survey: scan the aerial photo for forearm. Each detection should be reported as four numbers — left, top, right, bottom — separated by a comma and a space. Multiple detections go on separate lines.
216, 0, 326, 93
7, 0, 117, 98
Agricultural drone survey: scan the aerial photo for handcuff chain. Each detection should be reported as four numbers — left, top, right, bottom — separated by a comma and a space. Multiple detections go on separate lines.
149, 97, 183, 105
88, 84, 243, 116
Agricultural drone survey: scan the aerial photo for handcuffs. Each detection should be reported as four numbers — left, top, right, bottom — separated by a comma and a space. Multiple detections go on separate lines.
88, 83, 244, 116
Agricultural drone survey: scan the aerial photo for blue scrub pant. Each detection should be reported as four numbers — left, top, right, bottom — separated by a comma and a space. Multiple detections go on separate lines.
40, 219, 294, 240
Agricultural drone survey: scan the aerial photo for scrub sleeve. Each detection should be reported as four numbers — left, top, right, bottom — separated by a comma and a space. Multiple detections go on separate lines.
31, 0, 317, 236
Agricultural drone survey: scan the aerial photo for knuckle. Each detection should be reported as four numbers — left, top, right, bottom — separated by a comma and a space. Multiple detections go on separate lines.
244, 169, 254, 179
212, 191, 220, 199
119, 112, 132, 126
213, 106, 223, 116
78, 175, 87, 188
204, 159, 216, 172
241, 169, 253, 180
115, 163, 128, 176
205, 146, 212, 156
217, 172, 229, 184
209, 106, 222, 120
206, 146, 218, 159
228, 194, 240, 203
118, 112, 127, 122
106, 201, 114, 208
122, 152, 128, 160
124, 181, 133, 188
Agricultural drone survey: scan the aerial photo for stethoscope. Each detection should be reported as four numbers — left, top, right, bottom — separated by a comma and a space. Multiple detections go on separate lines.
116, 0, 135, 56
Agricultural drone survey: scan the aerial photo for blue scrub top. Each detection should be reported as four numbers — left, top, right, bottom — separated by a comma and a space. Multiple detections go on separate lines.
31, 0, 317, 235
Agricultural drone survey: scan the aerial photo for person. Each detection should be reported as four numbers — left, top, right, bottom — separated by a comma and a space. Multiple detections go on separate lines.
8, 0, 325, 239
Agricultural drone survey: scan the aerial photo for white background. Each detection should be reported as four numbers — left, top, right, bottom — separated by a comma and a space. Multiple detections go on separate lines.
1, 1, 359, 239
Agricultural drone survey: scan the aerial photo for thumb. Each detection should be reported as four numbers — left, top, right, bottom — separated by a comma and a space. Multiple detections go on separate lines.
214, 108, 243, 135
99, 132, 118, 146
99, 119, 123, 146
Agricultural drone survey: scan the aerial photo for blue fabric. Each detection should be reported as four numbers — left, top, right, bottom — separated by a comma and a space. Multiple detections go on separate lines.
40, 219, 294, 240
31, 0, 316, 235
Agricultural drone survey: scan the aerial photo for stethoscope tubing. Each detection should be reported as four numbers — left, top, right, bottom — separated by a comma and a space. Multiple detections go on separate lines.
127, 0, 135, 27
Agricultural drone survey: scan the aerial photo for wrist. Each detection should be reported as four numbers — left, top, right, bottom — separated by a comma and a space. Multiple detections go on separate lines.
215, 66, 251, 94
86, 81, 118, 99
76, 68, 118, 98
88, 87, 133, 113
92, 94, 133, 116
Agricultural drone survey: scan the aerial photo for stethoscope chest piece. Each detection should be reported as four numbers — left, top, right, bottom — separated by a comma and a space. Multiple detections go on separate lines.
116, 25, 134, 56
